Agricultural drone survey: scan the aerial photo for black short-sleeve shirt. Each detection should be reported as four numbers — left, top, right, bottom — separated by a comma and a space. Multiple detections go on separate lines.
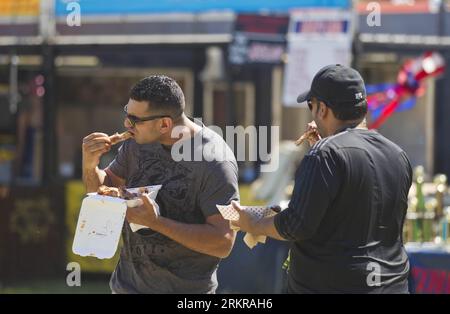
107, 124, 239, 294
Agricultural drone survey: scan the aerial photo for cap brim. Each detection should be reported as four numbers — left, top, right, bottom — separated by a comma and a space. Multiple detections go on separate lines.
297, 90, 312, 103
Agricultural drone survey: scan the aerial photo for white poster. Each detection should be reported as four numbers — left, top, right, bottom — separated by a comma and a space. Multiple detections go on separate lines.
283, 9, 354, 107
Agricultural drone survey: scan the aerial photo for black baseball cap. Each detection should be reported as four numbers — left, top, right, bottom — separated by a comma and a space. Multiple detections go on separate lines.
297, 64, 367, 108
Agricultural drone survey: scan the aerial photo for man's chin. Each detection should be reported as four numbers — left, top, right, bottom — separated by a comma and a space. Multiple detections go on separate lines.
134, 137, 157, 145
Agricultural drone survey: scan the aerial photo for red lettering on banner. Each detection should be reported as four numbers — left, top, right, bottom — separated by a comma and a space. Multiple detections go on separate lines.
411, 266, 450, 294
427, 270, 447, 293
447, 272, 450, 294
411, 267, 426, 293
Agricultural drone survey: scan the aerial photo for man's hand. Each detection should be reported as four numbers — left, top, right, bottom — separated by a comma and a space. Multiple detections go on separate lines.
229, 200, 260, 234
295, 120, 321, 146
305, 121, 321, 146
126, 194, 159, 229
82, 132, 112, 169
230, 201, 286, 241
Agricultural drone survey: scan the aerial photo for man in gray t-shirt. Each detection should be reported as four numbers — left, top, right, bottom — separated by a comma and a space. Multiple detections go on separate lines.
81, 75, 239, 293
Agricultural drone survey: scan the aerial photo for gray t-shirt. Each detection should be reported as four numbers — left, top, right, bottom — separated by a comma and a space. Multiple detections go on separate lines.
107, 125, 239, 294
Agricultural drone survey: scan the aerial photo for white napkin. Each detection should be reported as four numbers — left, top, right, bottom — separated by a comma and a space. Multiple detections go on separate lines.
128, 198, 160, 232
216, 204, 277, 249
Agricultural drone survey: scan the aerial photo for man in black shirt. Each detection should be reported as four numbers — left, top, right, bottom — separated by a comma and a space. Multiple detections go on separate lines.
231, 64, 412, 293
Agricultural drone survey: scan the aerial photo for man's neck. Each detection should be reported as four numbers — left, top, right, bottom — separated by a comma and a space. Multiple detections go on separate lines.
355, 118, 368, 129
330, 118, 367, 136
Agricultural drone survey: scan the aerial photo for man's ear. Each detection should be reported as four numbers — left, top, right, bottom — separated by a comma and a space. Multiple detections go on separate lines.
159, 117, 173, 135
318, 102, 328, 119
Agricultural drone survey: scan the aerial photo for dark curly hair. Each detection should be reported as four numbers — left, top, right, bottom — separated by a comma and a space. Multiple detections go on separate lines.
130, 75, 185, 117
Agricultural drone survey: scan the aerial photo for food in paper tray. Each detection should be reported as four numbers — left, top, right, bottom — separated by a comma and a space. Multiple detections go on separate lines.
95, 184, 162, 232
216, 203, 282, 249
72, 184, 162, 259
97, 185, 121, 197
93, 185, 161, 207
216, 204, 281, 221
97, 185, 150, 200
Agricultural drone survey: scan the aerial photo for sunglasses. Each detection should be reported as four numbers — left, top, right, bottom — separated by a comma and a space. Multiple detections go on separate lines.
123, 105, 172, 128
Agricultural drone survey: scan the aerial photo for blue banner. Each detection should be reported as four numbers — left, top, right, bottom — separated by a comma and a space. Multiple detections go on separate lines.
407, 244, 450, 294
55, 0, 350, 16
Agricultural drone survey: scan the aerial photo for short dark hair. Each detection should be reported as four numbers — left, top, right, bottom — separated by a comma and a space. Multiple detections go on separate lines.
130, 75, 185, 117
328, 100, 368, 121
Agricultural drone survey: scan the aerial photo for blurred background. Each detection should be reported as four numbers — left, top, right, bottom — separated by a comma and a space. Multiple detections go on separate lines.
1, 0, 450, 294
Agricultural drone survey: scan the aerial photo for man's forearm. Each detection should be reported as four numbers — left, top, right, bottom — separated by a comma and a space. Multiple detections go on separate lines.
152, 217, 235, 259
83, 166, 106, 193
